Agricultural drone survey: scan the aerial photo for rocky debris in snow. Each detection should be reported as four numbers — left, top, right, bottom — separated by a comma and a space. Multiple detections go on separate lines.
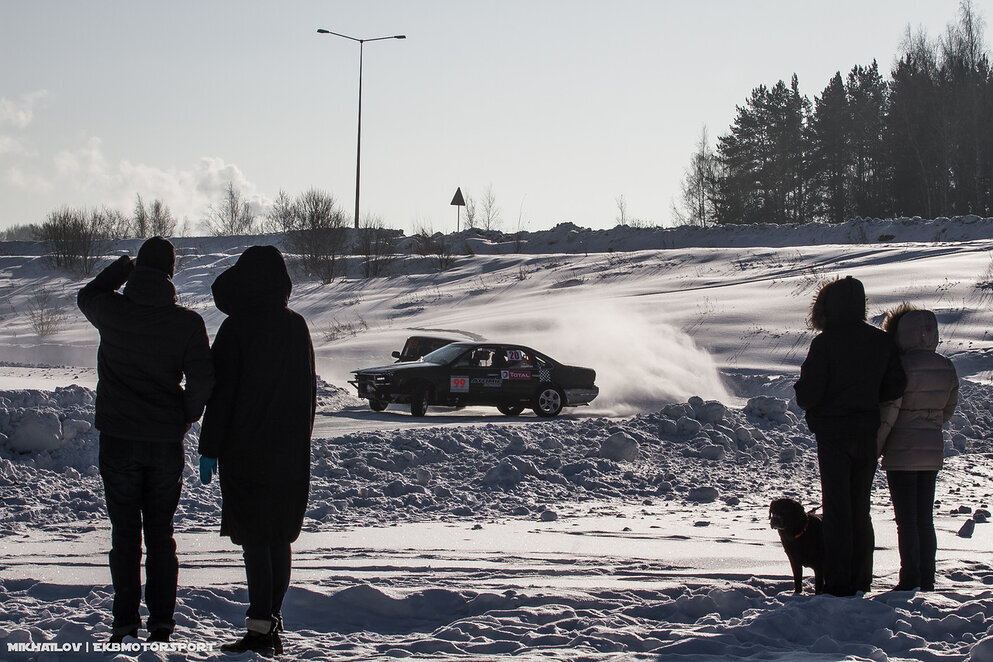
598, 432, 640, 462
3, 381, 993, 532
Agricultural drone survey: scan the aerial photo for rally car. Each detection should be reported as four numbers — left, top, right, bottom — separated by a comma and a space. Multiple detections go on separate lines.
350, 341, 599, 417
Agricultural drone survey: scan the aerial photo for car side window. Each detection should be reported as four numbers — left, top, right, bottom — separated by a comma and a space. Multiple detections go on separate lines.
454, 347, 497, 368
504, 347, 532, 369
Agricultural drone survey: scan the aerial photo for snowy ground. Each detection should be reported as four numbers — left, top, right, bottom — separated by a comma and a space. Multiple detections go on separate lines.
2, 217, 993, 660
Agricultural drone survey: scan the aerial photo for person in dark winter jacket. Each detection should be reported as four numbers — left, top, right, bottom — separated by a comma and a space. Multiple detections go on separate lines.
878, 305, 959, 591
77, 236, 214, 643
198, 246, 316, 656
794, 276, 906, 596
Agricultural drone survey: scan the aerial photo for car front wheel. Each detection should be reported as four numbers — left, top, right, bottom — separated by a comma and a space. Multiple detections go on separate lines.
410, 388, 430, 417
369, 398, 388, 412
533, 386, 564, 417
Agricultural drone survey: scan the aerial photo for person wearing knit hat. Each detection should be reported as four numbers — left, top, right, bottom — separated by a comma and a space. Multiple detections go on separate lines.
77, 238, 214, 644
135, 236, 176, 277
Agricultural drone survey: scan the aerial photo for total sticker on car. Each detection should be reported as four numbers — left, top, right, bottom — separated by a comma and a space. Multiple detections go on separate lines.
501, 370, 532, 380
450, 376, 469, 393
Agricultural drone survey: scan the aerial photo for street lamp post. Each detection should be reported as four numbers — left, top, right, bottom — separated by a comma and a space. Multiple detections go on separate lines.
317, 28, 405, 229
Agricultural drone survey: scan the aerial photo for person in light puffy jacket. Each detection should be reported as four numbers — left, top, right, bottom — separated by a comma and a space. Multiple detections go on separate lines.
794, 276, 906, 596
198, 246, 316, 656
878, 305, 959, 591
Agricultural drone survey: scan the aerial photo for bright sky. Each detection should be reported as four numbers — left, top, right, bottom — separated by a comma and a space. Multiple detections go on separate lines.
0, 0, 966, 235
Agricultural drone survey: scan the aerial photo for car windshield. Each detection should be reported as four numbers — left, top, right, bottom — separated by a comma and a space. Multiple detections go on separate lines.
420, 343, 471, 365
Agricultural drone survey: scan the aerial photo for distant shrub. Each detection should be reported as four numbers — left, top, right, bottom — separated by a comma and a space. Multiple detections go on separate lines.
0, 223, 41, 241
36, 207, 108, 276
24, 288, 69, 337
204, 183, 257, 236
321, 316, 368, 342
412, 227, 455, 272
274, 189, 350, 284
355, 216, 401, 278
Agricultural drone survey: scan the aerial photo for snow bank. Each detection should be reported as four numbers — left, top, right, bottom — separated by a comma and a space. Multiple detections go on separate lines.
3, 571, 993, 660
398, 215, 993, 254
0, 386, 94, 453
6, 378, 991, 536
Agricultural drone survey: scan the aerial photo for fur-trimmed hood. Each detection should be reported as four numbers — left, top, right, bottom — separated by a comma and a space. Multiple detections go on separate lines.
809, 276, 866, 331
885, 307, 939, 353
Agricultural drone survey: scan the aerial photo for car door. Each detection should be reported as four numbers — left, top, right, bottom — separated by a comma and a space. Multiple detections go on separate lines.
449, 345, 503, 405
497, 345, 540, 404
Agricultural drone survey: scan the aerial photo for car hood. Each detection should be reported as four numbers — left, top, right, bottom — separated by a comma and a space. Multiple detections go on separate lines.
353, 361, 439, 375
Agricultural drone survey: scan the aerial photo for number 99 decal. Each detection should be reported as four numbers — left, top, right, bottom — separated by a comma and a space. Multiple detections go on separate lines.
450, 376, 469, 393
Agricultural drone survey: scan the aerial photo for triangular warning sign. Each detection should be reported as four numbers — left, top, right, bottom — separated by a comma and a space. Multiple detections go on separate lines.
450, 187, 466, 206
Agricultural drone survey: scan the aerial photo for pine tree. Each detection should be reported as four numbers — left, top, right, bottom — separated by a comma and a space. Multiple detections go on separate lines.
716, 76, 812, 224
810, 72, 852, 222
846, 61, 889, 218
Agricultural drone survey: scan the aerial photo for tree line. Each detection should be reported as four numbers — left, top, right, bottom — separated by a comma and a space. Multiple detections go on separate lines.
20, 184, 417, 281
675, 1, 993, 226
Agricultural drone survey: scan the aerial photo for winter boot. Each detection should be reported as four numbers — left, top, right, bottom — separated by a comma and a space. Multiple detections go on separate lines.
271, 617, 284, 656
220, 630, 275, 657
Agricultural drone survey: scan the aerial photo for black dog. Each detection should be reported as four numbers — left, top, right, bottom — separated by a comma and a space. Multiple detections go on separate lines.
769, 498, 824, 594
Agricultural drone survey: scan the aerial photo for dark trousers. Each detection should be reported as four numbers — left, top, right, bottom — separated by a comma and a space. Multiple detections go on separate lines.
887, 470, 938, 590
99, 434, 184, 635
243, 543, 292, 633
816, 432, 877, 596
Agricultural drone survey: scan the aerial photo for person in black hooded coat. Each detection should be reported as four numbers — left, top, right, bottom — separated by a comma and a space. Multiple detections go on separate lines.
198, 246, 316, 655
794, 276, 906, 596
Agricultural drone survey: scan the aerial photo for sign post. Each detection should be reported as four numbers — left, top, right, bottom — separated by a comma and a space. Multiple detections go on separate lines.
451, 187, 466, 232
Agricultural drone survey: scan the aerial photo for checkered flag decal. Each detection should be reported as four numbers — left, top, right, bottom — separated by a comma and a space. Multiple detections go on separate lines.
539, 368, 551, 382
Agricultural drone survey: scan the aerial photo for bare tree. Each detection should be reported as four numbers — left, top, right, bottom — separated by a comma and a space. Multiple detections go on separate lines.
480, 185, 501, 231
35, 207, 107, 275
101, 207, 132, 239
205, 182, 257, 236
133, 194, 149, 238
281, 189, 349, 283
355, 215, 400, 277
675, 126, 719, 226
262, 189, 295, 234
148, 199, 176, 237
24, 287, 69, 337
412, 224, 455, 271
0, 223, 40, 241
513, 201, 529, 253
463, 194, 478, 229
615, 195, 629, 226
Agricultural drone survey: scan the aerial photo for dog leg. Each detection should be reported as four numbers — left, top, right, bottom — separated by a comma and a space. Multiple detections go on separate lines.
790, 557, 804, 594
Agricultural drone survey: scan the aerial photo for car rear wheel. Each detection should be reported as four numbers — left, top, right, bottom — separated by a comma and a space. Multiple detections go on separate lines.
497, 404, 525, 417
410, 388, 430, 417
369, 398, 388, 412
533, 385, 564, 417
